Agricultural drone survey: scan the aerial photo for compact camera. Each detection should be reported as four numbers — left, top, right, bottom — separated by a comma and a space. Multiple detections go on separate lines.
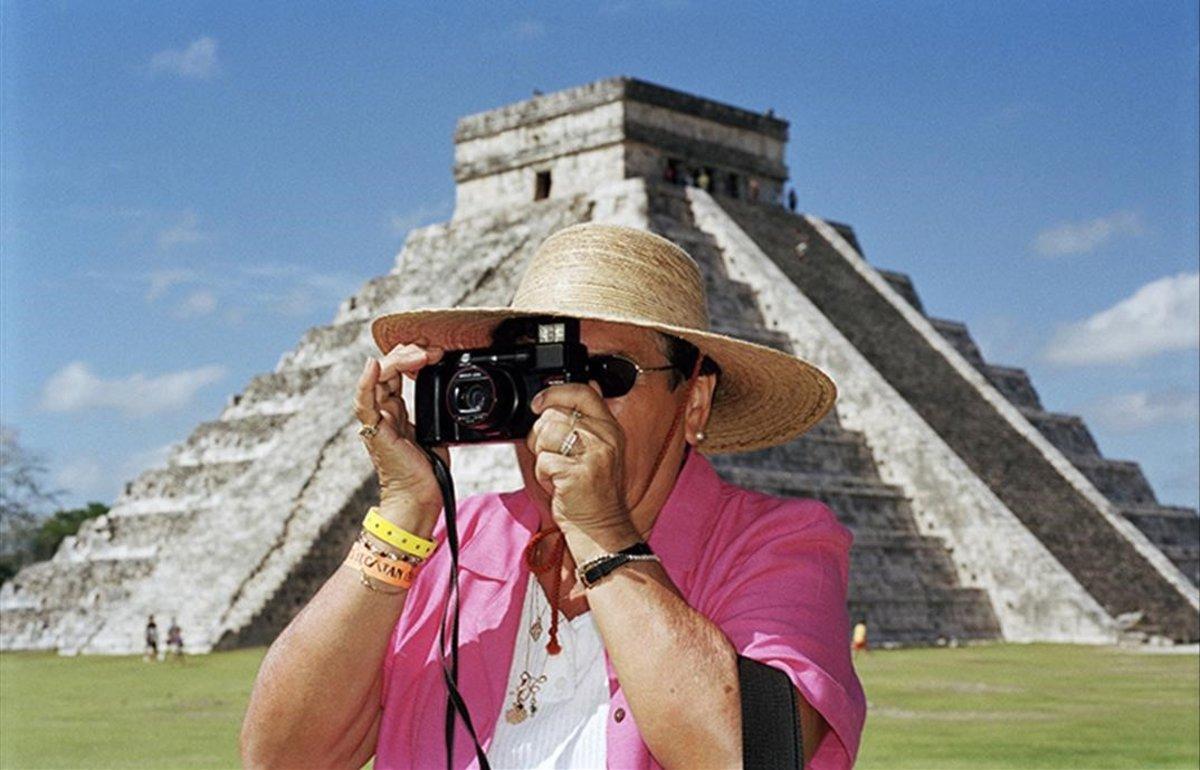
414, 317, 589, 446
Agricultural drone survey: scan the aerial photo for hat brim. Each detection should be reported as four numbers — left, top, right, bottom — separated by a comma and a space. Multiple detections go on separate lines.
372, 307, 837, 455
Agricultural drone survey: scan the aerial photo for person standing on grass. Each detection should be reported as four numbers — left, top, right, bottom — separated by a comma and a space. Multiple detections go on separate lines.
143, 615, 159, 662
167, 618, 185, 662
852, 619, 868, 659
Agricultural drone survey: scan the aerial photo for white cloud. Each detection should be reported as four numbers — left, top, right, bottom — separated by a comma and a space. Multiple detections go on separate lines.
1041, 271, 1199, 365
1033, 210, 1143, 256
39, 362, 227, 417
1083, 390, 1200, 433
174, 290, 218, 318
388, 201, 451, 235
145, 269, 196, 301
149, 36, 220, 80
157, 210, 205, 249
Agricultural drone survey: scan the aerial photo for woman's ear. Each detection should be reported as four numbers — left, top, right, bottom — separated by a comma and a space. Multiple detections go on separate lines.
685, 372, 717, 444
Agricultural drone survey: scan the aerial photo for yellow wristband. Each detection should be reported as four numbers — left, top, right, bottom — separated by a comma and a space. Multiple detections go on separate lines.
362, 507, 437, 559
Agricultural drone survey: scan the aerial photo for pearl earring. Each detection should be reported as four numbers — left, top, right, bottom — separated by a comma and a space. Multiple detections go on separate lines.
694, 430, 707, 444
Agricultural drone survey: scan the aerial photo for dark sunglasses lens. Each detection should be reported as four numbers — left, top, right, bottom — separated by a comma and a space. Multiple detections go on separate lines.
589, 356, 637, 398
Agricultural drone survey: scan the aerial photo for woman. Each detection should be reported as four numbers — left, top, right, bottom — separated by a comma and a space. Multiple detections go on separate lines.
241, 223, 866, 769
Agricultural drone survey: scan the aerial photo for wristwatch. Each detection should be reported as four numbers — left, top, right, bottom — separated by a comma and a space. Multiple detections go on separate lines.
577, 541, 659, 589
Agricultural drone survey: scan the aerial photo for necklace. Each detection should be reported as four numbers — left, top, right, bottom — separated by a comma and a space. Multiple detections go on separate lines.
503, 527, 566, 725
504, 572, 549, 724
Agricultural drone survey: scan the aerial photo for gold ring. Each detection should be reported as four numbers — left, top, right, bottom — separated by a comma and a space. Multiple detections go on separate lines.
358, 417, 382, 439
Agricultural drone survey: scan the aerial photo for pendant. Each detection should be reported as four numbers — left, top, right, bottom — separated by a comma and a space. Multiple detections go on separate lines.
530, 618, 543, 641
504, 704, 527, 724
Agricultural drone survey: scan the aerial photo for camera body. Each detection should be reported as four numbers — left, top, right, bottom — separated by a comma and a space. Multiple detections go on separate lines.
414, 318, 589, 446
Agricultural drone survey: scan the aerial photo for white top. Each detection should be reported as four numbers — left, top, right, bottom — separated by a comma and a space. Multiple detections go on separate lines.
486, 572, 609, 769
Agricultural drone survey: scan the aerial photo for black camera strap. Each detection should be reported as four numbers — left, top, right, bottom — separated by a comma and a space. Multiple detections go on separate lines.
419, 445, 492, 770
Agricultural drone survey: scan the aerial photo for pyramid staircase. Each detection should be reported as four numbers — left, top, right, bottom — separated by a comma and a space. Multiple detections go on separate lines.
888, 287, 1199, 587
714, 196, 1198, 641
647, 185, 1001, 643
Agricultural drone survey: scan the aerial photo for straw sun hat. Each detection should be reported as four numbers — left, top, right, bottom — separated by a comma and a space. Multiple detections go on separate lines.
371, 222, 837, 454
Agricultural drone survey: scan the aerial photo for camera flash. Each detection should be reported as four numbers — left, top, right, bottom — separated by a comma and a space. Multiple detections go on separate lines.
538, 322, 566, 343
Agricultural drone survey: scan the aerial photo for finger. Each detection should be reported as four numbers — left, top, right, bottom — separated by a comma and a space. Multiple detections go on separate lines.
530, 421, 595, 459
526, 406, 575, 456
378, 394, 411, 438
354, 358, 382, 425
530, 402, 622, 455
379, 344, 445, 382
531, 382, 609, 421
534, 448, 579, 495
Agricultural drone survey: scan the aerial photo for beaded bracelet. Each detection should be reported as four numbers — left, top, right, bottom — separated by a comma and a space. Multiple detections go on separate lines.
357, 530, 424, 567
344, 539, 416, 589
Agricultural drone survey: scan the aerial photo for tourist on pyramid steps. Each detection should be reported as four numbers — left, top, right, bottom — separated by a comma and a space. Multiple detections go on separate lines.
241, 223, 867, 770
697, 168, 711, 192
852, 619, 868, 659
166, 618, 185, 662
788, 187, 798, 212
143, 615, 158, 662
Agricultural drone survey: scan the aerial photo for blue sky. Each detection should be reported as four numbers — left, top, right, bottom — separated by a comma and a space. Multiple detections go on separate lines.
2, 1, 1197, 511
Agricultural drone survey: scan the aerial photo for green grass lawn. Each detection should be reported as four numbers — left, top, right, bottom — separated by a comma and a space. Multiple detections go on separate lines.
1, 642, 1196, 769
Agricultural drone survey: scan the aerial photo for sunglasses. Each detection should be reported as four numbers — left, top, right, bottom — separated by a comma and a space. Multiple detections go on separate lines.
586, 354, 676, 399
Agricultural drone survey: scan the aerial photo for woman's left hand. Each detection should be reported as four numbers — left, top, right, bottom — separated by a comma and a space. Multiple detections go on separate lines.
527, 383, 636, 547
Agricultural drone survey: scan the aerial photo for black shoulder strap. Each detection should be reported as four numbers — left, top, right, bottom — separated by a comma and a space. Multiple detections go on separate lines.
737, 655, 803, 769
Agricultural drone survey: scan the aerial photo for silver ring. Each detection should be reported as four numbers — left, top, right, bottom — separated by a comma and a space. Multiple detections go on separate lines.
558, 429, 580, 456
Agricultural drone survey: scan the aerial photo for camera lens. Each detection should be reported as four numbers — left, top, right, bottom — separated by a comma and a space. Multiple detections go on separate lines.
446, 364, 516, 432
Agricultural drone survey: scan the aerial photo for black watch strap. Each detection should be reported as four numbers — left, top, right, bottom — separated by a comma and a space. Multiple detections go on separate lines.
579, 541, 655, 589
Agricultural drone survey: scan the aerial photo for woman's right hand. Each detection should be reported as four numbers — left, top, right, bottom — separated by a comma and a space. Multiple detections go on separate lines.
354, 343, 448, 527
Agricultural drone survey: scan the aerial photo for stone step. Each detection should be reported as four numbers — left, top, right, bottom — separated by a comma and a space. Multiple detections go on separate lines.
713, 465, 904, 500
848, 555, 961, 594
849, 589, 1002, 642
118, 460, 253, 510
710, 467, 925, 533
72, 509, 203, 552
170, 414, 293, 467
1018, 408, 1102, 458
877, 269, 926, 315
2, 556, 157, 607
928, 317, 986, 368
1123, 502, 1200, 520
1120, 503, 1200, 585
222, 366, 331, 419
277, 320, 368, 371
714, 432, 881, 478
1067, 454, 1157, 506
983, 364, 1044, 411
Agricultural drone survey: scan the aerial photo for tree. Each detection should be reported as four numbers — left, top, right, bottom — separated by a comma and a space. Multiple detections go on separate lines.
31, 502, 110, 561
0, 424, 62, 582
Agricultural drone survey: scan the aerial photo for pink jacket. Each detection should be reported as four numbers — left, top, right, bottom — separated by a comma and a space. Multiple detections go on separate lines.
376, 448, 867, 769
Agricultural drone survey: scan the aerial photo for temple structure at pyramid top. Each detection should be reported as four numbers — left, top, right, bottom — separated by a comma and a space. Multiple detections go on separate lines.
452, 77, 789, 216
2, 76, 1196, 655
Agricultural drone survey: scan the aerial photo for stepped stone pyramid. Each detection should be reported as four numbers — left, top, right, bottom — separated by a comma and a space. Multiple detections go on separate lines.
3, 77, 1197, 654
